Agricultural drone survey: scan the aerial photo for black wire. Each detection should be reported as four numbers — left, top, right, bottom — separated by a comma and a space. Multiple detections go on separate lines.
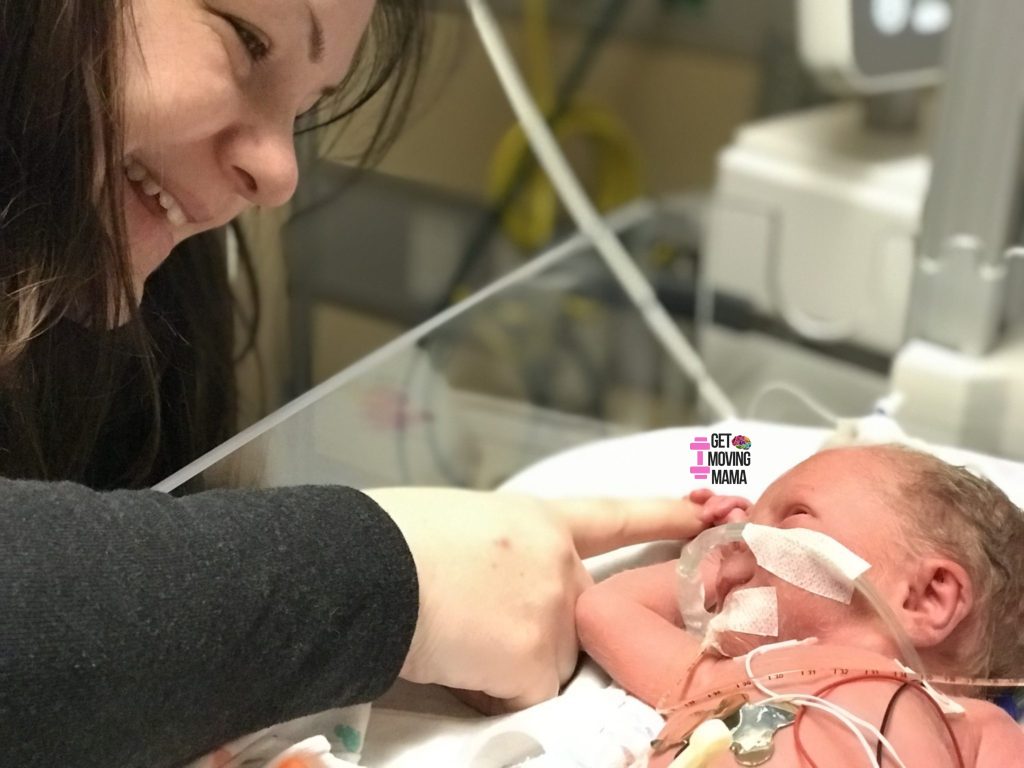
876, 682, 913, 765
429, 0, 631, 316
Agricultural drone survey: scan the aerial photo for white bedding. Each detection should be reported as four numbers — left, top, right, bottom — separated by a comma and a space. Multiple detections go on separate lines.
360, 420, 1024, 766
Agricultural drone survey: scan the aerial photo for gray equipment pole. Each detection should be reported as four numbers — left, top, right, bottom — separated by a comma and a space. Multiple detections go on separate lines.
907, 0, 1024, 355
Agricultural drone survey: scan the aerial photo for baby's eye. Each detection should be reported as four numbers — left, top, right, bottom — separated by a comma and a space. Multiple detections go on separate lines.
783, 506, 813, 522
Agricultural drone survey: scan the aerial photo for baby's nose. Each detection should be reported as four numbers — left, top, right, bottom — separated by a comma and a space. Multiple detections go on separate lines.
712, 544, 757, 608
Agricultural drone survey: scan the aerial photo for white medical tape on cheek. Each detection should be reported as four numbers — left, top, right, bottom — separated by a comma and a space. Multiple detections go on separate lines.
741, 524, 870, 604
706, 586, 778, 638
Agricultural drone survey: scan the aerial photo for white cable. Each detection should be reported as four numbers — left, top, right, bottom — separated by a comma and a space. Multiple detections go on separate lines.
747, 381, 840, 425
744, 645, 879, 767
465, 0, 737, 421
744, 643, 909, 768
744, 647, 879, 767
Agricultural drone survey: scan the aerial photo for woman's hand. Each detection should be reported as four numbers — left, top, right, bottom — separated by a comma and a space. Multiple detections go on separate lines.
365, 488, 701, 712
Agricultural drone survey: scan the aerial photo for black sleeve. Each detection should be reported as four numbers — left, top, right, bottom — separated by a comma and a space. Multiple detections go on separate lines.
0, 479, 419, 768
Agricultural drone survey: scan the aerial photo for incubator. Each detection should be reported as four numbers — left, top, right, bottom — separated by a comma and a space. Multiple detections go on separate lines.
161, 224, 1024, 766
158, 201, 706, 497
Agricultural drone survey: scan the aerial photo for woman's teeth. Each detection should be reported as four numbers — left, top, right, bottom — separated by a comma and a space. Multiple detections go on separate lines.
124, 160, 188, 227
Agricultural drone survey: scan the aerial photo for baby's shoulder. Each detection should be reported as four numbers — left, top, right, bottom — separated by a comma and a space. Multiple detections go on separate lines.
957, 697, 1024, 766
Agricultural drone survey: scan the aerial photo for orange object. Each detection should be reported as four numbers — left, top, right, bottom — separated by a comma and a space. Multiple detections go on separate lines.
278, 759, 308, 768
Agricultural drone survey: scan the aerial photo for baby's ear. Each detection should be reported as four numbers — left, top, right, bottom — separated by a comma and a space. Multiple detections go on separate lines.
897, 558, 973, 649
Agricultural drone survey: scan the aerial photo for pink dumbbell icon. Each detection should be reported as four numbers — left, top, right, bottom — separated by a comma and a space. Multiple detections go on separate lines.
690, 436, 711, 481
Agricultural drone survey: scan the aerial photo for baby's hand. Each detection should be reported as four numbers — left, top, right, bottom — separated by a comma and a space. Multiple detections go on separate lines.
688, 488, 751, 526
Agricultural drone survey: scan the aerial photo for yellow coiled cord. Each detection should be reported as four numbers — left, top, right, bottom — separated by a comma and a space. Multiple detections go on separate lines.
487, 0, 642, 250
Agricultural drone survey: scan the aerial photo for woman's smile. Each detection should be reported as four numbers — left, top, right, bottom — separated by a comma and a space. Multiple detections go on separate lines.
124, 158, 191, 227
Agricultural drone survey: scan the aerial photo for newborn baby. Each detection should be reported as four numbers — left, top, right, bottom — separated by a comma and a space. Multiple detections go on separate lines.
577, 445, 1024, 767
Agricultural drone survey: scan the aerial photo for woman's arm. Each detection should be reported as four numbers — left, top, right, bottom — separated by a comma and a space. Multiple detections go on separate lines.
0, 480, 417, 768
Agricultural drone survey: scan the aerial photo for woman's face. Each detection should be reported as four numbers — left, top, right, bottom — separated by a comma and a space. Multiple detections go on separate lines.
122, 0, 374, 288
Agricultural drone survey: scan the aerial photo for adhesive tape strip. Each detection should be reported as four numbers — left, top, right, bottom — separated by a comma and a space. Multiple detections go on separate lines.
742, 524, 870, 603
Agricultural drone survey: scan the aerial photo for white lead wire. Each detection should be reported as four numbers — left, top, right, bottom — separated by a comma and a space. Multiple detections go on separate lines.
744, 642, 908, 768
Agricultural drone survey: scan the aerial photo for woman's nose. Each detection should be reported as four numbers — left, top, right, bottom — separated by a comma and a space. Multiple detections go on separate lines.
222, 125, 299, 208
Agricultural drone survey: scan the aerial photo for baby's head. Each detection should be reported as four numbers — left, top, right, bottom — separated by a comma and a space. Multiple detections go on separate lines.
880, 446, 1024, 677
743, 444, 1024, 677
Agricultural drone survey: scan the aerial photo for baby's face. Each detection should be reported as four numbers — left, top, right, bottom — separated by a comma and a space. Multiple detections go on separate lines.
747, 448, 905, 563
717, 448, 911, 645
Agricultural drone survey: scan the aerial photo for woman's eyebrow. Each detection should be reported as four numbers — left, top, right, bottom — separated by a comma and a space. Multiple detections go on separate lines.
305, 1, 325, 63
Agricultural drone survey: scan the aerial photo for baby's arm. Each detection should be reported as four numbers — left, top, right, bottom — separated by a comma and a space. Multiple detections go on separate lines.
575, 490, 750, 706
576, 561, 701, 707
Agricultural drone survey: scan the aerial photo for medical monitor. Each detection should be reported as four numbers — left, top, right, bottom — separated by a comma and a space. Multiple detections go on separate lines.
798, 0, 950, 94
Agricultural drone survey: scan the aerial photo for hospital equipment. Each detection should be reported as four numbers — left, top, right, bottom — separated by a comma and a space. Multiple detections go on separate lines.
668, 717, 732, 768
702, 0, 1024, 461
798, 0, 947, 94
727, 701, 796, 766
465, 0, 735, 422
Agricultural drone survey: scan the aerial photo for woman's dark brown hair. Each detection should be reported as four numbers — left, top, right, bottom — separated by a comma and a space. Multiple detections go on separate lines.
0, 0, 424, 488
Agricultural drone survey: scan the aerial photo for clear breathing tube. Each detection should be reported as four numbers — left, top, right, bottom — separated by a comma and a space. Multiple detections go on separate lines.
858, 579, 927, 674
676, 523, 747, 638
676, 523, 927, 675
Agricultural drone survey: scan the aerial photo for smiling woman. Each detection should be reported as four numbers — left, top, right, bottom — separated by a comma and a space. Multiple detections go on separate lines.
0, 0, 423, 487
0, 5, 706, 767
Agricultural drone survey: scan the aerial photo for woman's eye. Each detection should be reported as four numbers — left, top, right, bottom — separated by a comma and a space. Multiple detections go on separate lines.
226, 16, 270, 62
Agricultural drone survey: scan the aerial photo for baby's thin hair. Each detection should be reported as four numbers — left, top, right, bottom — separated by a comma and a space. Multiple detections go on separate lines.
877, 445, 1024, 678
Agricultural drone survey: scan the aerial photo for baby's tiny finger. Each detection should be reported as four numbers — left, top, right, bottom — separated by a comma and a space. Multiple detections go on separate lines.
688, 488, 714, 504
724, 508, 750, 524
721, 495, 752, 509
704, 496, 735, 520
697, 501, 724, 523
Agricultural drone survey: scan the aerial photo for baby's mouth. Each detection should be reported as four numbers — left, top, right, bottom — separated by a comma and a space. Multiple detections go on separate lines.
124, 158, 189, 227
